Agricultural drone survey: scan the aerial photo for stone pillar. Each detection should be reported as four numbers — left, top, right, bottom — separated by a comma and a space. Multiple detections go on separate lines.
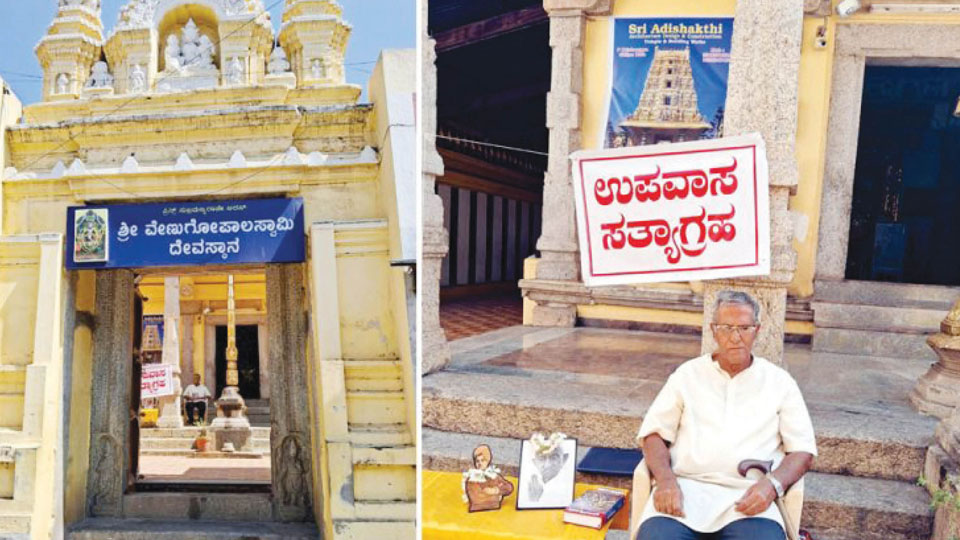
912, 299, 960, 418
421, 0, 451, 375
526, 0, 611, 327
700, 0, 804, 364
86, 270, 134, 517
157, 276, 184, 428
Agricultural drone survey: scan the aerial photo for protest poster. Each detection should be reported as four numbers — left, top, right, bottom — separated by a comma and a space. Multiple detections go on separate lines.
572, 133, 769, 286
141, 363, 175, 399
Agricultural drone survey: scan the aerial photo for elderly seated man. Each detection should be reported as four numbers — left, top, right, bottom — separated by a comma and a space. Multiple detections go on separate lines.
635, 290, 817, 540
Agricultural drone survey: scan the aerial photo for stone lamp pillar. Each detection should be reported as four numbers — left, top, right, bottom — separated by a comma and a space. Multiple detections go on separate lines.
157, 277, 184, 428
911, 299, 960, 418
211, 274, 251, 452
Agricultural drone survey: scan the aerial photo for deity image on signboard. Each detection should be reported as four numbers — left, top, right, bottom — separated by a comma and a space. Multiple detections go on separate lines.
603, 18, 733, 148
73, 208, 109, 262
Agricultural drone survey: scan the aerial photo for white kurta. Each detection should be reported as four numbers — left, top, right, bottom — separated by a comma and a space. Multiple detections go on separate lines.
636, 354, 817, 533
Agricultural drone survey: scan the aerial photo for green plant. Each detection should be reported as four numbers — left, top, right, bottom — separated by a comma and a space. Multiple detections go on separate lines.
918, 474, 960, 513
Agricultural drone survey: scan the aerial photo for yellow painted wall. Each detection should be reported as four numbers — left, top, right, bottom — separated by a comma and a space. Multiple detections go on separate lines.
337, 254, 398, 360
0, 247, 41, 369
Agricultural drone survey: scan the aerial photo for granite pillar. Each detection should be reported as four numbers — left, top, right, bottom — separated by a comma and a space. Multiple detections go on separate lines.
86, 270, 134, 517
422, 0, 451, 375
157, 276, 184, 428
266, 264, 315, 521
912, 299, 960, 419
700, 0, 804, 364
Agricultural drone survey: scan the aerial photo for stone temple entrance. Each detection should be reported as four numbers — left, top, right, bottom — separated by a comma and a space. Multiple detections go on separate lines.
85, 266, 315, 522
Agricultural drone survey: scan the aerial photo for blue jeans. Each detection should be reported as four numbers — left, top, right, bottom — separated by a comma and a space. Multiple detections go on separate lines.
637, 516, 785, 540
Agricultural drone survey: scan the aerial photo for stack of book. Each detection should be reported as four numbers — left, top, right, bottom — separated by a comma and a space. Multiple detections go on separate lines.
562, 488, 626, 529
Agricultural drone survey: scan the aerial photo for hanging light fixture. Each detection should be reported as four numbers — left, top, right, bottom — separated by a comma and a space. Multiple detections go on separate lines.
954, 94, 960, 118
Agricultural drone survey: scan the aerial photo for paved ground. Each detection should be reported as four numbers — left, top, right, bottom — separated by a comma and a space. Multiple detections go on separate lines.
440, 293, 522, 340
138, 455, 271, 483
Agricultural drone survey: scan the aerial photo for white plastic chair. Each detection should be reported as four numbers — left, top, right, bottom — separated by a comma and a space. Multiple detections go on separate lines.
629, 459, 804, 540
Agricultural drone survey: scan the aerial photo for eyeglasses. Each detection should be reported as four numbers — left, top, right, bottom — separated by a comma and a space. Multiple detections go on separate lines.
711, 324, 758, 335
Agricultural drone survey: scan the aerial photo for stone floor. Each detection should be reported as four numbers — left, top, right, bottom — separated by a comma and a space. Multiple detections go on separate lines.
439, 293, 523, 340
138, 455, 271, 484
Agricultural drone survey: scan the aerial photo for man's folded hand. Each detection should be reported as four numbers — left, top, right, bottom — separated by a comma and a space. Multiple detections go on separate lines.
734, 477, 777, 516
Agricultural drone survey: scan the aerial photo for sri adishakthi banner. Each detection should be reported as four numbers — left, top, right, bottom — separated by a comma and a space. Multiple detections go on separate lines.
602, 17, 734, 149
571, 133, 770, 286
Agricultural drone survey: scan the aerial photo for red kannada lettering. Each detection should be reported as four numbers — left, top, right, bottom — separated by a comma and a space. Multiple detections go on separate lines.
592, 157, 740, 206
597, 204, 738, 265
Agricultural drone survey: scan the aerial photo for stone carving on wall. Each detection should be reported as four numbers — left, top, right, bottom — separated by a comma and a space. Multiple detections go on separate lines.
86, 61, 114, 88
130, 64, 146, 93
310, 58, 325, 80
89, 433, 122, 515
165, 19, 216, 72
268, 46, 291, 74
116, 0, 265, 31
159, 18, 219, 91
276, 434, 312, 509
56, 73, 70, 94
226, 56, 244, 85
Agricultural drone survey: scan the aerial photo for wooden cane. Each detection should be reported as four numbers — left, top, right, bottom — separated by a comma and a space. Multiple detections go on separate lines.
737, 459, 800, 540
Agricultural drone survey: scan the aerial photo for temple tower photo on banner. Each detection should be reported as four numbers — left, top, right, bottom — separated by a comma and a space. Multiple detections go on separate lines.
603, 17, 733, 148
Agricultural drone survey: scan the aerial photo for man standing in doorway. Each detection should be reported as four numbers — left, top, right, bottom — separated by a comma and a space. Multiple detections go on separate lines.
182, 373, 212, 426
636, 291, 817, 540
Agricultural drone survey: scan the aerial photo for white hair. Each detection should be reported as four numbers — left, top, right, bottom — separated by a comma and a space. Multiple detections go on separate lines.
713, 290, 761, 324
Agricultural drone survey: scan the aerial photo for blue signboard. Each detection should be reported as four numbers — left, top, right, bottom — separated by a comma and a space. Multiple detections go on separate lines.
603, 17, 734, 148
66, 198, 305, 269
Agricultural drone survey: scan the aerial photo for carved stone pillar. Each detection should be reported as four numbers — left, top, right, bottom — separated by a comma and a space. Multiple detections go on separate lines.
157, 276, 184, 428
422, 0, 451, 375
912, 299, 960, 418
86, 270, 134, 517
266, 264, 315, 522
700, 0, 804, 364
524, 0, 611, 326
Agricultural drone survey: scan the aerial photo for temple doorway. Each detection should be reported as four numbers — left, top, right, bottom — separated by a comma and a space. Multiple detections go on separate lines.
134, 270, 271, 489
845, 65, 960, 285
215, 325, 261, 400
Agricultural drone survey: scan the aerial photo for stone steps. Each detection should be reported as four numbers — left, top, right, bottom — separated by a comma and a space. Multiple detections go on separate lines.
140, 427, 271, 439
423, 428, 934, 540
139, 436, 270, 451
811, 280, 955, 359
422, 370, 938, 483
348, 423, 412, 447
67, 518, 318, 540
119, 493, 273, 522
814, 279, 960, 309
245, 399, 271, 427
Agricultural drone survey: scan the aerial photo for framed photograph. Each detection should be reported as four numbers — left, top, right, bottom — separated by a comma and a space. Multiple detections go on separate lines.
516, 437, 577, 510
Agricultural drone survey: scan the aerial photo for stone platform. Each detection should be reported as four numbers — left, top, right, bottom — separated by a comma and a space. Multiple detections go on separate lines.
423, 326, 941, 540
139, 426, 271, 456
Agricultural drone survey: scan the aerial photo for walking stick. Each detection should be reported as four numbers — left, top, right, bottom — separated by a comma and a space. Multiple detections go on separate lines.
737, 459, 799, 540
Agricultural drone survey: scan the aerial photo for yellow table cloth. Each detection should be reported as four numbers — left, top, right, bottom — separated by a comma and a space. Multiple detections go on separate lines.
423, 470, 629, 540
